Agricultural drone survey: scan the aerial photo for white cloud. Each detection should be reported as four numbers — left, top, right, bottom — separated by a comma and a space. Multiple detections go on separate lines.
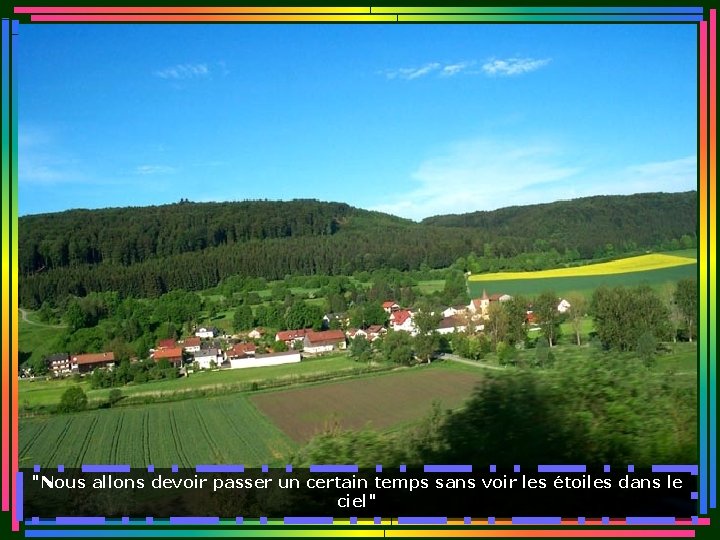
18, 126, 84, 184
371, 138, 581, 221
155, 63, 210, 80
441, 61, 474, 77
384, 62, 441, 80
370, 137, 696, 221
481, 57, 551, 76
135, 164, 177, 175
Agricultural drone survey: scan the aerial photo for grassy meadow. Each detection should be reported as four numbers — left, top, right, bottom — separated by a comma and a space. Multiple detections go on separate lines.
468, 252, 696, 299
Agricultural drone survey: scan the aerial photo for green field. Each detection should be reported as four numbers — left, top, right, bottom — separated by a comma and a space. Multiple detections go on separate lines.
20, 363, 482, 467
19, 354, 360, 408
468, 263, 696, 299
20, 393, 295, 468
18, 310, 66, 369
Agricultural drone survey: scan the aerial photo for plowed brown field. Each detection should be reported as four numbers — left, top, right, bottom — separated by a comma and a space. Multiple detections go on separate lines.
250, 367, 483, 443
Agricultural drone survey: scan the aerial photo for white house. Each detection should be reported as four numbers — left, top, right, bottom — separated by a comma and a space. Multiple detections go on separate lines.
389, 309, 416, 335
193, 348, 222, 369
557, 299, 571, 313
436, 316, 467, 335
303, 330, 347, 355
183, 336, 202, 353
248, 328, 264, 340
229, 350, 301, 369
195, 327, 218, 339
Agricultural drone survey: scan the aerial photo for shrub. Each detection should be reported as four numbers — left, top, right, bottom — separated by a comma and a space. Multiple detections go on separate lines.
58, 386, 88, 413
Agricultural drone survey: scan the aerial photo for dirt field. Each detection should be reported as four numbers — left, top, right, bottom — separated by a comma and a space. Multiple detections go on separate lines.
250, 366, 483, 443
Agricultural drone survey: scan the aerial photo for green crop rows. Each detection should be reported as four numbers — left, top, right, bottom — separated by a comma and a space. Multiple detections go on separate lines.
19, 395, 295, 468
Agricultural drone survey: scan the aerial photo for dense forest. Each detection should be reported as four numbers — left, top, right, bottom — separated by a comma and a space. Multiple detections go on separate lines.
423, 191, 697, 256
19, 192, 697, 308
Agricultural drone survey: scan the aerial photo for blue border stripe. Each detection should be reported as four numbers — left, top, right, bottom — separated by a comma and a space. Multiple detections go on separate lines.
625, 517, 677, 525
537, 465, 586, 473
195, 465, 244, 473
512, 517, 562, 524
81, 465, 130, 473
423, 465, 472, 473
15, 472, 23, 522
309, 464, 358, 473
651, 465, 698, 475
397, 517, 448, 525
283, 517, 334, 525
168, 517, 220, 525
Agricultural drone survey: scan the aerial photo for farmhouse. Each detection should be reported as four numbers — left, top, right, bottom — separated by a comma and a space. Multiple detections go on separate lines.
195, 327, 219, 339
558, 298, 571, 313
366, 325, 386, 341
382, 301, 401, 313
183, 336, 201, 353
276, 328, 310, 348
437, 316, 467, 335
226, 342, 256, 360
303, 329, 347, 355
389, 309, 416, 334
346, 328, 368, 340
47, 353, 71, 377
248, 328, 264, 340
152, 347, 184, 368
156, 338, 177, 350
230, 350, 301, 369
468, 290, 513, 319
71, 352, 116, 373
193, 348, 222, 370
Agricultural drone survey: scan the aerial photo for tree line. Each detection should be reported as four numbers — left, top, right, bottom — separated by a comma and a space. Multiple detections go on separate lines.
20, 193, 696, 308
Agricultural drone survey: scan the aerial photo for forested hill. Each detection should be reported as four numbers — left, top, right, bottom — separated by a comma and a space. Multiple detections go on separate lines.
19, 193, 697, 307
19, 200, 412, 274
422, 191, 697, 256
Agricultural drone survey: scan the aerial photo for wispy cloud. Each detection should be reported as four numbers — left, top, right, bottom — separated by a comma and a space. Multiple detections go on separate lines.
155, 63, 210, 80
383, 61, 475, 80
481, 57, 551, 77
135, 164, 177, 175
19, 126, 85, 184
370, 136, 695, 221
371, 137, 581, 220
441, 61, 476, 77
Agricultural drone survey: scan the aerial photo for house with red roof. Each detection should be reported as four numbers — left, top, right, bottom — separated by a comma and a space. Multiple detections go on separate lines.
183, 336, 202, 353
156, 338, 177, 350
303, 329, 347, 355
71, 352, 116, 373
389, 309, 416, 334
382, 301, 401, 313
275, 328, 310, 348
152, 347, 184, 368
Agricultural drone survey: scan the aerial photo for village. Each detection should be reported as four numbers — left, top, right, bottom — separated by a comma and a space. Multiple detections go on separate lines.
39, 291, 570, 379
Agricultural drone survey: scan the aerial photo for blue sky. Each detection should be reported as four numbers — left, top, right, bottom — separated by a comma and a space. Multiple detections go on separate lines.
19, 23, 697, 220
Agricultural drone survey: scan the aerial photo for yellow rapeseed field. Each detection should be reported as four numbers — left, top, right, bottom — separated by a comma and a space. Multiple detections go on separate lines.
468, 253, 696, 282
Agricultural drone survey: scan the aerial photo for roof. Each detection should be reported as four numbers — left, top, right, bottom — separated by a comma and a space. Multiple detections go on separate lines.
391, 310, 412, 325
382, 301, 398, 308
46, 353, 70, 362
157, 339, 177, 349
438, 316, 462, 329
366, 325, 384, 334
305, 329, 346, 344
276, 328, 310, 341
72, 352, 115, 364
227, 342, 256, 357
183, 336, 201, 347
154, 347, 183, 360
194, 348, 219, 357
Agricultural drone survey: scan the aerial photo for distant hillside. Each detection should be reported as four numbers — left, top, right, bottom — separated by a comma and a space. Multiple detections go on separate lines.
422, 191, 697, 258
19, 192, 697, 307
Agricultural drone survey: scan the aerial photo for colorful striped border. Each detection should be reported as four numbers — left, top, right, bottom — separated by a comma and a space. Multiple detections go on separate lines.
0, 4, 717, 538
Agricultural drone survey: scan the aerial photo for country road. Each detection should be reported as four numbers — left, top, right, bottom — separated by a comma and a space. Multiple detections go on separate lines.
18, 308, 67, 328
438, 353, 506, 371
